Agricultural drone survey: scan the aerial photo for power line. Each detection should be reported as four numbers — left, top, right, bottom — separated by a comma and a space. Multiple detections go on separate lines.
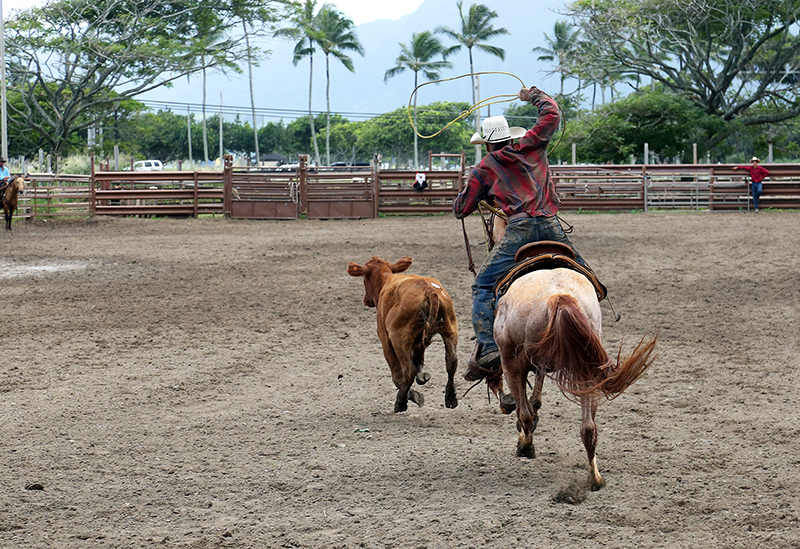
138, 99, 511, 125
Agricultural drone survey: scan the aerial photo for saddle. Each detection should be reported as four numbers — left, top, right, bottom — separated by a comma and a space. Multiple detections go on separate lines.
493, 241, 608, 304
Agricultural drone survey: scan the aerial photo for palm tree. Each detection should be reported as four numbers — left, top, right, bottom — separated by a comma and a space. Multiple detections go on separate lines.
275, 0, 322, 166
242, 18, 260, 165
437, 1, 508, 163
384, 31, 452, 169
532, 21, 581, 96
314, 4, 364, 166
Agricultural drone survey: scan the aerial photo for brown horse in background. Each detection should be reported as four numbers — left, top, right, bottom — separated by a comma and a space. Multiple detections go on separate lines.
3, 175, 24, 231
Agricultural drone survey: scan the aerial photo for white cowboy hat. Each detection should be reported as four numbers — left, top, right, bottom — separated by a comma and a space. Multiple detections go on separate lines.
750, 156, 761, 163
470, 116, 526, 145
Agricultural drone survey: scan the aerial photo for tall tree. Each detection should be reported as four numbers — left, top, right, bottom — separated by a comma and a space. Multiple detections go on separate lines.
532, 20, 581, 96
569, 0, 800, 150
243, 18, 260, 162
5, 0, 281, 157
384, 31, 452, 168
314, 4, 364, 166
275, 0, 323, 166
437, 1, 508, 163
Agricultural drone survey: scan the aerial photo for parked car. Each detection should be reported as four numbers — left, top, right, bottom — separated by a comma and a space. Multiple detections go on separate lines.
131, 159, 163, 171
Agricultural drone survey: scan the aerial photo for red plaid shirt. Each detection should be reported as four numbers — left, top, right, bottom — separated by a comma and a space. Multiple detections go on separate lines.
736, 164, 769, 183
453, 92, 561, 219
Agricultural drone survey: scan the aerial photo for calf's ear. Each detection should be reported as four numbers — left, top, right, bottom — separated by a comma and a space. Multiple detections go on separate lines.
347, 262, 366, 277
390, 257, 413, 273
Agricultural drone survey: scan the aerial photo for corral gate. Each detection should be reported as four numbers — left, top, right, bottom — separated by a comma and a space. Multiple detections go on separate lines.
226, 155, 375, 219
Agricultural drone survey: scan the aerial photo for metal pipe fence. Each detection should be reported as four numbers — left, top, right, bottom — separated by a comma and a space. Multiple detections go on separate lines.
14, 162, 800, 221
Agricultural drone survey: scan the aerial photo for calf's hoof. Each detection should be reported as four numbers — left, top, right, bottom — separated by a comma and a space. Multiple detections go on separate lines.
499, 394, 516, 414
416, 371, 431, 385
445, 393, 458, 409
408, 389, 424, 408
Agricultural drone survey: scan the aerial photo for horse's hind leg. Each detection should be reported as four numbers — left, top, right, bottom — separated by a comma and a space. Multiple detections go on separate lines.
529, 371, 544, 434
581, 395, 605, 490
501, 352, 535, 458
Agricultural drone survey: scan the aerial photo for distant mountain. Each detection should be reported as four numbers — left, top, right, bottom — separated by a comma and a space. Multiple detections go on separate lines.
139, 0, 571, 122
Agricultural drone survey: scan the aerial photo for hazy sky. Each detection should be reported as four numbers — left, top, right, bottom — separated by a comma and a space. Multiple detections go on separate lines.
1, 0, 427, 25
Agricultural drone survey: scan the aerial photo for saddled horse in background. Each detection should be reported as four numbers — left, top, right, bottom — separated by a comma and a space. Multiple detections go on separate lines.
483, 213, 657, 490
3, 175, 25, 231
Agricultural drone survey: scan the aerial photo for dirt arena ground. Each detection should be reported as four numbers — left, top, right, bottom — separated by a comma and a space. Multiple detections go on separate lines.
1, 210, 798, 549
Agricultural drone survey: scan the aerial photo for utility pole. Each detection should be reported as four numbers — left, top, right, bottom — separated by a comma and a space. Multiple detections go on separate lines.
187, 107, 193, 163
0, 0, 8, 160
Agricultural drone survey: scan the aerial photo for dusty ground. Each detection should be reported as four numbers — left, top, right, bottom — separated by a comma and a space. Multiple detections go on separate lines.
0, 210, 798, 549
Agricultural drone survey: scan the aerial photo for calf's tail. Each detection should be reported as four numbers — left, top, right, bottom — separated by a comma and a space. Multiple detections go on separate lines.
420, 285, 441, 341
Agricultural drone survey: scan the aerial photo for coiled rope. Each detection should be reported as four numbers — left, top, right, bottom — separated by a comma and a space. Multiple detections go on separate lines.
406, 71, 565, 154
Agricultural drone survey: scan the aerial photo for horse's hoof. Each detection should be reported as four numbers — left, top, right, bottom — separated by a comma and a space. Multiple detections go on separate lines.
516, 443, 535, 459
416, 371, 431, 385
589, 475, 606, 491
408, 389, 424, 407
394, 401, 408, 413
500, 394, 516, 414
445, 396, 458, 409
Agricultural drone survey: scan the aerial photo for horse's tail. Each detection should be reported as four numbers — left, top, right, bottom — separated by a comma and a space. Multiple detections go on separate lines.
529, 294, 656, 402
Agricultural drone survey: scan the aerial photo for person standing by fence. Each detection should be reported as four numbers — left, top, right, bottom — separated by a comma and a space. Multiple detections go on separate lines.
733, 157, 769, 212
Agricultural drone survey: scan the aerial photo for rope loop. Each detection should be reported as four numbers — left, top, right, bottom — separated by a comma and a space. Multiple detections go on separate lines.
407, 71, 565, 154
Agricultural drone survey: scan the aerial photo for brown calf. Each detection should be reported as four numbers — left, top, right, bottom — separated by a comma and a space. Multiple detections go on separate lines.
347, 256, 459, 413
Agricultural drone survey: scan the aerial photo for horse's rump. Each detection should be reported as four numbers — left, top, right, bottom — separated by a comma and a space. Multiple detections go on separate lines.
527, 293, 611, 401
528, 292, 656, 402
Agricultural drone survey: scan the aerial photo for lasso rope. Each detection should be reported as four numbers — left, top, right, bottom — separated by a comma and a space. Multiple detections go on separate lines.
407, 71, 566, 154
407, 71, 525, 139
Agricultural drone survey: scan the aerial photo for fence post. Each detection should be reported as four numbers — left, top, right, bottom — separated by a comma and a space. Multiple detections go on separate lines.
193, 171, 199, 218
642, 164, 648, 212
459, 151, 466, 191
571, 143, 576, 165
90, 153, 97, 215
222, 154, 232, 217
709, 166, 716, 211
692, 143, 698, 164
372, 152, 380, 218
298, 154, 308, 215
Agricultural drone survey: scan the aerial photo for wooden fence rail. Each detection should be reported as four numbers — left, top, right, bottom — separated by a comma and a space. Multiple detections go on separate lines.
13, 159, 800, 222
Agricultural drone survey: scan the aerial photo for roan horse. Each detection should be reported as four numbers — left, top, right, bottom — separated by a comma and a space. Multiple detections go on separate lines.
484, 215, 657, 490
3, 175, 25, 231
348, 256, 459, 413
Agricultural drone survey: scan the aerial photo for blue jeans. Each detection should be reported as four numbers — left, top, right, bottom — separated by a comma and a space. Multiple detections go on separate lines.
751, 181, 762, 210
471, 215, 587, 355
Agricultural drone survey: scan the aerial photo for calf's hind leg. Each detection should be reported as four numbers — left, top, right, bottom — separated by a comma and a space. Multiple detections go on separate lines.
379, 337, 416, 413
441, 331, 458, 409
412, 344, 431, 385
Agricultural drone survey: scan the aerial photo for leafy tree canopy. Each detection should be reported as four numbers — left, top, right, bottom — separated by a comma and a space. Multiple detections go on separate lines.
6, 0, 286, 156
568, 0, 800, 149
562, 90, 706, 163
